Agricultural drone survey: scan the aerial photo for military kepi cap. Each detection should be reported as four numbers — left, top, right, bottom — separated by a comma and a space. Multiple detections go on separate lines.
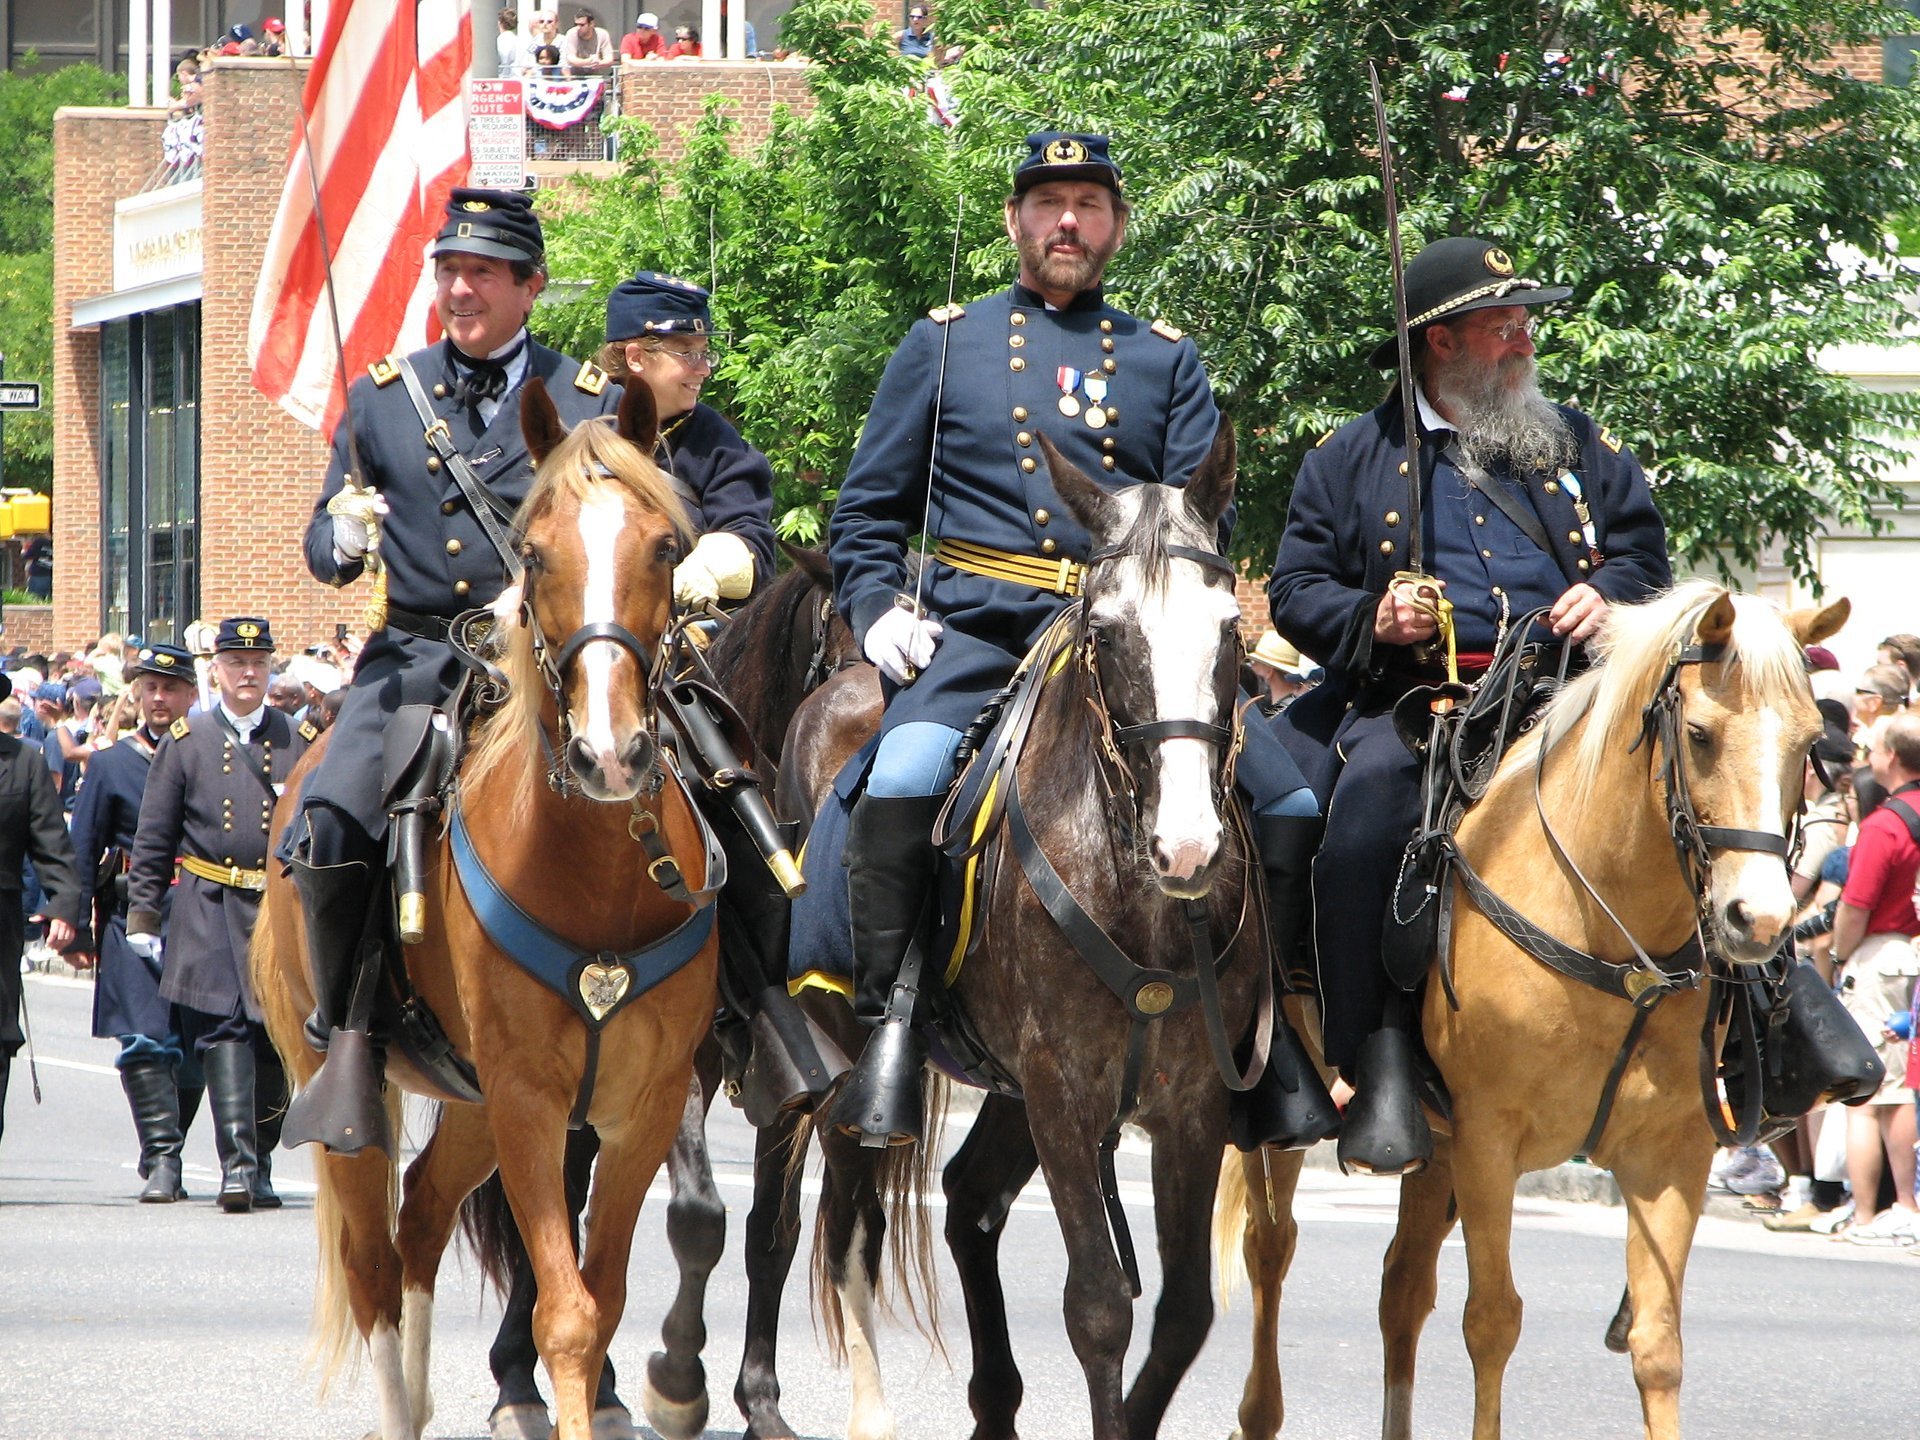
432, 187, 545, 265
1368, 237, 1573, 368
1013, 132, 1122, 195
213, 617, 275, 653
129, 642, 196, 680
605, 271, 722, 340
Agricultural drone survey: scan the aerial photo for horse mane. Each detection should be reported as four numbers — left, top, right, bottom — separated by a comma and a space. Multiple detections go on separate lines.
461, 418, 692, 822
1517, 578, 1811, 816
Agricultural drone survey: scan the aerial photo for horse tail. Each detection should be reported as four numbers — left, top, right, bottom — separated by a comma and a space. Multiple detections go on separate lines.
1213, 1146, 1250, 1308
249, 886, 318, 1088
809, 1074, 952, 1362
306, 1091, 404, 1397
458, 1171, 519, 1296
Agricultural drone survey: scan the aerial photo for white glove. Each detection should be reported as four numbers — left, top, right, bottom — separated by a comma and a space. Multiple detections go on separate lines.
673, 531, 758, 608
863, 605, 943, 685
126, 932, 163, 964
326, 483, 390, 561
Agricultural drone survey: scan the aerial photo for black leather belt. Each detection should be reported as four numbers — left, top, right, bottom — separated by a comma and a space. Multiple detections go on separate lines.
384, 605, 453, 643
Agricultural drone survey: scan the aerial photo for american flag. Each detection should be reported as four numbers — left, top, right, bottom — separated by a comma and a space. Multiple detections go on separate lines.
248, 1, 472, 434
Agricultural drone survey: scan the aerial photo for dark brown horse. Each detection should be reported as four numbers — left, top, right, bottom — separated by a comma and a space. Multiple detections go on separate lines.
252, 380, 720, 1440
778, 422, 1263, 1439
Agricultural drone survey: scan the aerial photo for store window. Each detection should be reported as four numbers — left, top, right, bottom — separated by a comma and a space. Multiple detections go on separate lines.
101, 304, 200, 644
1890, 4, 1920, 87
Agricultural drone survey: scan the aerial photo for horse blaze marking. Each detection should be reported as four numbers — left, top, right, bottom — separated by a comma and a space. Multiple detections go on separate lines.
578, 490, 627, 761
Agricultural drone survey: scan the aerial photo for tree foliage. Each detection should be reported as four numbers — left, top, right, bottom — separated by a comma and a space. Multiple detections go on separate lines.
538, 1, 1920, 575
0, 57, 121, 493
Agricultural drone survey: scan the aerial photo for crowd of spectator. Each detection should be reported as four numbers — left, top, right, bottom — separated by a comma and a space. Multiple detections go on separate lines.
1708, 632, 1920, 1257
499, 7, 773, 74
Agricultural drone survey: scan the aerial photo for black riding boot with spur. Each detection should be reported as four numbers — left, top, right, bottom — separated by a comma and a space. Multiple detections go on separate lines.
203, 1042, 260, 1213
281, 858, 393, 1157
120, 1058, 187, 1203
827, 793, 945, 1149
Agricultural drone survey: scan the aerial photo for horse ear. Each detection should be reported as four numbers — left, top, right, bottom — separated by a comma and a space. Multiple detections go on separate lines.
779, 539, 833, 589
1783, 596, 1850, 648
1182, 414, 1237, 531
1695, 590, 1737, 647
1039, 433, 1119, 537
520, 377, 565, 464
617, 375, 659, 456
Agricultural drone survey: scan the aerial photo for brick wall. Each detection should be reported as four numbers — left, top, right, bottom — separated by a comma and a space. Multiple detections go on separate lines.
51, 57, 817, 653
616, 61, 815, 166
3, 605, 54, 655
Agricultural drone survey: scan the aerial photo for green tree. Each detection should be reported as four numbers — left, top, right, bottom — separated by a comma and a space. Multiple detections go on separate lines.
541, 0, 1920, 576
0, 57, 121, 493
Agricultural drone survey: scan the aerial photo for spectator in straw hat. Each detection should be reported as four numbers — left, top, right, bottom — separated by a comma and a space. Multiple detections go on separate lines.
1248, 631, 1318, 716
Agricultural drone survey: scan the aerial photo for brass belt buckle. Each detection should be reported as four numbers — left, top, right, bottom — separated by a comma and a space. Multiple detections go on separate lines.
423, 417, 453, 448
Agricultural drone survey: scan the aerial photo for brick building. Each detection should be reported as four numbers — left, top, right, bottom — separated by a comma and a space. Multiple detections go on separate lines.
50, 53, 816, 651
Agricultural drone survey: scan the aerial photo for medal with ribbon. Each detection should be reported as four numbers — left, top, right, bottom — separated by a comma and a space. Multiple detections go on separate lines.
1056, 366, 1083, 417
1083, 375, 1110, 430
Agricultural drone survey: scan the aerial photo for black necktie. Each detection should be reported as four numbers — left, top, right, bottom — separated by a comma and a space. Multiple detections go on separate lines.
447, 339, 525, 412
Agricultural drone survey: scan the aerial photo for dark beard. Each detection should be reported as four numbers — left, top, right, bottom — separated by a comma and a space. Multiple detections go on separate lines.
1015, 223, 1116, 297
1434, 350, 1579, 476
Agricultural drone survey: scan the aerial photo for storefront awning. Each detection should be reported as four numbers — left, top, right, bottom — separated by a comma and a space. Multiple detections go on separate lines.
71, 275, 205, 329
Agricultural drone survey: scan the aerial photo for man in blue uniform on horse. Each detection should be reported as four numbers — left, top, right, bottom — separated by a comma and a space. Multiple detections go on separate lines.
827, 131, 1319, 1148
285, 187, 622, 1149
70, 641, 205, 1202
1267, 237, 1672, 1174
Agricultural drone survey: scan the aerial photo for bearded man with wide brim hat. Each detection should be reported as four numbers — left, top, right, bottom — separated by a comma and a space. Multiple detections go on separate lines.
1263, 235, 1674, 1176
288, 187, 620, 1154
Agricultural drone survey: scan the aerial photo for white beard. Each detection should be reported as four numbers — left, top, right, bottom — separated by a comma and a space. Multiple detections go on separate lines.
1434, 351, 1579, 477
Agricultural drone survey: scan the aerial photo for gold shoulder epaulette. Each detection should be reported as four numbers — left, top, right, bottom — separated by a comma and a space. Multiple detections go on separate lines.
1316, 429, 1334, 447
1597, 426, 1622, 454
574, 360, 609, 396
367, 355, 401, 387
1150, 319, 1184, 342
929, 303, 966, 324
299, 720, 319, 742
170, 717, 191, 740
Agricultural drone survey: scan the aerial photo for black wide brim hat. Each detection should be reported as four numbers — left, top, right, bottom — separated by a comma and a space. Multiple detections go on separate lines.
1368, 236, 1572, 368
432, 187, 546, 266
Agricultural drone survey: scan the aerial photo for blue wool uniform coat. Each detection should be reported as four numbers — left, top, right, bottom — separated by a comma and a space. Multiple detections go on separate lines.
1266, 390, 1671, 1069
70, 729, 171, 1040
127, 709, 313, 1021
830, 282, 1220, 737
302, 339, 619, 838
0, 734, 79, 1062
657, 400, 778, 593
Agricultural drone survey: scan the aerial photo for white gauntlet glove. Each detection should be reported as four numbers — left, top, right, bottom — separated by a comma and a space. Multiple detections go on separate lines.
863, 604, 943, 685
326, 483, 390, 562
126, 932, 164, 964
673, 531, 758, 608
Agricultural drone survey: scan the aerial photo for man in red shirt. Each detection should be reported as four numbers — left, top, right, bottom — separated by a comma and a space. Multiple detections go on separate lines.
620, 11, 666, 60
1830, 712, 1920, 1243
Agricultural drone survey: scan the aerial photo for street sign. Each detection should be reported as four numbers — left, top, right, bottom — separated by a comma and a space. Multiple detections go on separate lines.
467, 79, 527, 190
0, 383, 40, 411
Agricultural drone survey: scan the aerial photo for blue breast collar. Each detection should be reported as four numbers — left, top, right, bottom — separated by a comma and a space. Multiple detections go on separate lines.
448, 796, 715, 1032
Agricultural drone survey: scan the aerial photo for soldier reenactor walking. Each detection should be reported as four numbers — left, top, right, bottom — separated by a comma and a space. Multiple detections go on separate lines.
126, 619, 315, 1211
70, 642, 204, 1202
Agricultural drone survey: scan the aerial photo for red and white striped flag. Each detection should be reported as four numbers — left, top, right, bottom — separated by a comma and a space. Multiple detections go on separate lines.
249, 1, 473, 434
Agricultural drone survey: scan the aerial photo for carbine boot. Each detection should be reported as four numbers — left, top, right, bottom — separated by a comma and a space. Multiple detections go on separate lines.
281, 858, 392, 1156
203, 1042, 260, 1213
826, 793, 944, 1148
120, 1058, 186, 1203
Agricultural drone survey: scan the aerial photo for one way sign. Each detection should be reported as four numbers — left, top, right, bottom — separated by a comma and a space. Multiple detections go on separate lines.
0, 383, 41, 410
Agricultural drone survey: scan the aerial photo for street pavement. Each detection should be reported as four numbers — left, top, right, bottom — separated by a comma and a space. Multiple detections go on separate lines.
3, 969, 1915, 1440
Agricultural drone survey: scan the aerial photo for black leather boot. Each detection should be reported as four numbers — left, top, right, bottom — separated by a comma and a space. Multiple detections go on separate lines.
826, 793, 943, 1148
120, 1059, 187, 1203
252, 1048, 288, 1209
281, 858, 392, 1156
203, 1042, 260, 1213
1336, 1023, 1434, 1177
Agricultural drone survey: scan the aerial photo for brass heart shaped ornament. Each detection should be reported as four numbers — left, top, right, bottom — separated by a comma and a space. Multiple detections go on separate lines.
578, 961, 633, 1022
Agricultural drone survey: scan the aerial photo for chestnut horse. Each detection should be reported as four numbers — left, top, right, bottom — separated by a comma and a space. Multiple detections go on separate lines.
1218, 581, 1847, 1440
252, 379, 720, 1440
779, 422, 1263, 1440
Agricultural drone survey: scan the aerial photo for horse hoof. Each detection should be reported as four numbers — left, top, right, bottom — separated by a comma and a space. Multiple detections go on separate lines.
489, 1401, 555, 1440
592, 1403, 643, 1440
639, 1379, 706, 1440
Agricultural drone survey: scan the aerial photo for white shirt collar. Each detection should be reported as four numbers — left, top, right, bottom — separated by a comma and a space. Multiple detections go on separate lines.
219, 700, 266, 736
1413, 382, 1453, 437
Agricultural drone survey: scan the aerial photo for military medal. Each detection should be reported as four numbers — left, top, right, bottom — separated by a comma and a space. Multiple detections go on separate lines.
1083, 376, 1109, 429
1056, 366, 1083, 417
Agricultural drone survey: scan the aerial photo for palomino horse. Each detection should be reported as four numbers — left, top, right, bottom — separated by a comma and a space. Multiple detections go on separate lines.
1218, 581, 1847, 1440
779, 422, 1264, 1440
252, 378, 721, 1440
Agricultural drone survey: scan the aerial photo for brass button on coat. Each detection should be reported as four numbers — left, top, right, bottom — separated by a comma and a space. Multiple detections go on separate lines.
441, 500, 458, 515
454, 580, 471, 598
1544, 480, 1560, 494
1020, 457, 1036, 473
1102, 456, 1116, 471
1017, 431, 1032, 446
426, 456, 442, 472
1009, 334, 1025, 348
1385, 510, 1400, 526
1041, 538, 1057, 554
1012, 312, 1026, 325
1568, 531, 1582, 543
1009, 357, 1026, 372
1379, 540, 1395, 555
1013, 406, 1029, 422
1034, 508, 1050, 524
445, 538, 463, 555
1100, 319, 1113, 332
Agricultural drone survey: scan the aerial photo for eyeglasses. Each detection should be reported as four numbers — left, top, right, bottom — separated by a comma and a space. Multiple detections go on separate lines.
650, 343, 722, 369
1462, 314, 1539, 343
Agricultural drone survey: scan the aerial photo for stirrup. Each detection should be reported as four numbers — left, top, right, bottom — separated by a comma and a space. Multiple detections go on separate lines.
1335, 1026, 1433, 1177
281, 1028, 393, 1156
736, 989, 851, 1128
828, 1018, 926, 1148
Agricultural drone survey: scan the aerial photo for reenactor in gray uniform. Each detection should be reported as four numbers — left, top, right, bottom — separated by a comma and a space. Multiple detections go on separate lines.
286, 187, 619, 1149
127, 619, 315, 1211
